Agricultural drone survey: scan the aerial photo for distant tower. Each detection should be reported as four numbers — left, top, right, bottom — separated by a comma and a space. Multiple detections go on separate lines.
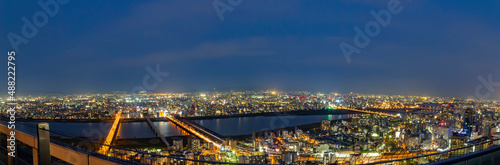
321, 120, 331, 131
464, 108, 476, 136
190, 104, 196, 116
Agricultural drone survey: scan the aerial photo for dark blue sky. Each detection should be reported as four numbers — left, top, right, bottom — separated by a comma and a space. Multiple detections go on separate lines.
1, 0, 500, 98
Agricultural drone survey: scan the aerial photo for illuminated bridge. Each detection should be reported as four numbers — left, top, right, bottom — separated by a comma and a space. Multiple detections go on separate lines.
98, 111, 121, 154
0, 123, 122, 165
0, 111, 258, 165
166, 116, 223, 148
164, 116, 261, 156
2, 116, 500, 164
344, 107, 398, 118
0, 117, 248, 165
144, 116, 170, 146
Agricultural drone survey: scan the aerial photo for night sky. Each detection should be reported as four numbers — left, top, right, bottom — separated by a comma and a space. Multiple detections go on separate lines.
1, 0, 500, 98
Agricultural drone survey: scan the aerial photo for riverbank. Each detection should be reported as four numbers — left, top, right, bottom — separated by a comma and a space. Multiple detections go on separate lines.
114, 136, 192, 149
226, 118, 351, 141
182, 109, 357, 120
5, 109, 360, 123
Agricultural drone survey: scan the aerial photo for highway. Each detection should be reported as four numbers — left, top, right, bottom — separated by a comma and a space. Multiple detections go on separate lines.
166, 116, 222, 148
99, 111, 122, 154
344, 107, 398, 117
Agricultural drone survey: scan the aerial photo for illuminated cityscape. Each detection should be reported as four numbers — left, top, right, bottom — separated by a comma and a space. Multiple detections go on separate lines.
3, 0, 500, 164
1, 91, 500, 164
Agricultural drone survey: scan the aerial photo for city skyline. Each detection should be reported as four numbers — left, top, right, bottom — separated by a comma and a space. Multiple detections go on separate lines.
3, 1, 500, 164
3, 89, 499, 164
2, 1, 500, 98
2, 90, 495, 101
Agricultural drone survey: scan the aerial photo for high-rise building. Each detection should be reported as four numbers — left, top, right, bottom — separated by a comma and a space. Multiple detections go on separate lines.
282, 151, 298, 164
249, 154, 268, 164
190, 104, 196, 116
321, 120, 331, 131
282, 130, 288, 139
464, 108, 476, 137
188, 137, 201, 151
230, 140, 237, 150
173, 137, 183, 151
451, 134, 467, 156
239, 155, 249, 164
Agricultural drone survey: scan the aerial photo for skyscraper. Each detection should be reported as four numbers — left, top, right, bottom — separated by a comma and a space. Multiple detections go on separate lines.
464, 108, 476, 137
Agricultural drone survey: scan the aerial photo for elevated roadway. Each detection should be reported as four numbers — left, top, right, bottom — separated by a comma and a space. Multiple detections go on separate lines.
344, 108, 398, 117
144, 116, 170, 146
166, 116, 222, 148
98, 111, 121, 154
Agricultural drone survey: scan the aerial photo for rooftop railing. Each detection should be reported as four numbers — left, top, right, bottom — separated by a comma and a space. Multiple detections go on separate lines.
10, 122, 266, 165
364, 138, 500, 165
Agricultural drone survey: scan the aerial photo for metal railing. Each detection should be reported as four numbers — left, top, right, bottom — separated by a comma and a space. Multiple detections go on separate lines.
9, 122, 267, 165
8, 121, 500, 165
364, 138, 500, 165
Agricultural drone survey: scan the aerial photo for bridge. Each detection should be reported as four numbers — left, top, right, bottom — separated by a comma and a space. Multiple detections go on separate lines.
3, 122, 500, 165
0, 113, 248, 165
99, 113, 225, 151
165, 116, 260, 156
144, 116, 170, 146
166, 116, 223, 148
98, 111, 121, 154
2, 110, 500, 165
0, 123, 120, 165
344, 107, 398, 117
99, 113, 223, 150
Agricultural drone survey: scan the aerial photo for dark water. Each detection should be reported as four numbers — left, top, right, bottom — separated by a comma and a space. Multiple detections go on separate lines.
153, 121, 190, 137
117, 122, 156, 139
2, 114, 357, 138
1, 121, 187, 139
1, 121, 112, 138
193, 114, 359, 136
116, 121, 189, 139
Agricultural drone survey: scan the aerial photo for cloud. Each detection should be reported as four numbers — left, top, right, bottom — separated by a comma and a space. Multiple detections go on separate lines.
63, 39, 114, 55
114, 0, 215, 31
341, 0, 391, 8
118, 37, 273, 66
